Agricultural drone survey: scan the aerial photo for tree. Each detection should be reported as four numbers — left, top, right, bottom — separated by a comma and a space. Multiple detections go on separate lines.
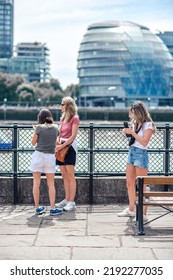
0, 72, 79, 104
0, 72, 24, 102
64, 83, 80, 99
16, 83, 36, 102
50, 78, 63, 91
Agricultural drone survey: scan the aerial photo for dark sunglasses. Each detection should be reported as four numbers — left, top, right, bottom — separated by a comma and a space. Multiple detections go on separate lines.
131, 103, 138, 109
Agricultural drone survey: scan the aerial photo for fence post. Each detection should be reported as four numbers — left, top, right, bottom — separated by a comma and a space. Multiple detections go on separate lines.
13, 123, 18, 204
164, 123, 170, 191
89, 123, 94, 204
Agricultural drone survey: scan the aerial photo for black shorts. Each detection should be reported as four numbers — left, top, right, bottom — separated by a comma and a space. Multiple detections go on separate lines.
56, 145, 76, 166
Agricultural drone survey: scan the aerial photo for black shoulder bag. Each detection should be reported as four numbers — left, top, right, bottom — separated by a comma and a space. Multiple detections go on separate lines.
129, 125, 142, 146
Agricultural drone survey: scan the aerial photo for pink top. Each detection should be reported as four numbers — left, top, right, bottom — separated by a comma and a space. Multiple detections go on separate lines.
59, 115, 80, 138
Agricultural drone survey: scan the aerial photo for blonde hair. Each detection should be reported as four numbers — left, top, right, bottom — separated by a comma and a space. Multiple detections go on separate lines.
129, 100, 156, 133
61, 97, 78, 122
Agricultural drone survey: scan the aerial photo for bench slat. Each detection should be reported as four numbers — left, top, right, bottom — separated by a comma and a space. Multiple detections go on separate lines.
136, 192, 173, 197
143, 201, 173, 206
136, 176, 173, 185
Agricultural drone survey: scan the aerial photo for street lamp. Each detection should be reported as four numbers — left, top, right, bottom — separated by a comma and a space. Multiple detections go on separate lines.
110, 97, 114, 107
148, 97, 151, 107
37, 98, 41, 106
3, 98, 7, 121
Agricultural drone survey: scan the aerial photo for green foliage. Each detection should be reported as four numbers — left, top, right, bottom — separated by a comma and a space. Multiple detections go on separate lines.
64, 83, 80, 98
0, 73, 24, 101
0, 72, 79, 104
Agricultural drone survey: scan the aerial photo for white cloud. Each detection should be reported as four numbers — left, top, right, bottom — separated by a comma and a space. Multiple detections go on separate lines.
14, 0, 173, 88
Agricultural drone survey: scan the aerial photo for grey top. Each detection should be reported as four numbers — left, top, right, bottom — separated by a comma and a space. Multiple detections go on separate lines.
35, 124, 59, 154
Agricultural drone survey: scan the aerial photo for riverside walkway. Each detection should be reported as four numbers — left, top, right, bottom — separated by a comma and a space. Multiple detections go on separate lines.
0, 204, 173, 260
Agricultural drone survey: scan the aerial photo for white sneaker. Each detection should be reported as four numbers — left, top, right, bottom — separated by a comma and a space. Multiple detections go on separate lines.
55, 199, 68, 208
144, 186, 150, 203
63, 201, 76, 211
118, 207, 135, 217
133, 215, 148, 223
143, 214, 148, 222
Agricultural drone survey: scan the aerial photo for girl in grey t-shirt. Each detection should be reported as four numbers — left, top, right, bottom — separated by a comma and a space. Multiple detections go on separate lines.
30, 108, 62, 216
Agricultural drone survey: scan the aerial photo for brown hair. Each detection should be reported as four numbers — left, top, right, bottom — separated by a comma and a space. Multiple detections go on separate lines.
61, 97, 78, 122
129, 101, 156, 133
37, 109, 53, 124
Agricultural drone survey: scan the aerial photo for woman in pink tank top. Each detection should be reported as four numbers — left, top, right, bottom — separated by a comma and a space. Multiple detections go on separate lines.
55, 97, 80, 211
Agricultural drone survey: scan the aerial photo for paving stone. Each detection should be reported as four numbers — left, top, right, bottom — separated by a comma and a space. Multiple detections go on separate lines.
0, 204, 172, 260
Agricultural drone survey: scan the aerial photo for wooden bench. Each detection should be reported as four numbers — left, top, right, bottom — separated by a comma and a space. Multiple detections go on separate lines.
135, 176, 173, 235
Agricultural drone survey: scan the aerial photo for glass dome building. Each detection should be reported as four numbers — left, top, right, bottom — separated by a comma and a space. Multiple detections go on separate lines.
77, 21, 173, 107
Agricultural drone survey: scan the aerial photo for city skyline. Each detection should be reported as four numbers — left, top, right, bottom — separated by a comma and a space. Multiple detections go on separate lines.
14, 0, 173, 88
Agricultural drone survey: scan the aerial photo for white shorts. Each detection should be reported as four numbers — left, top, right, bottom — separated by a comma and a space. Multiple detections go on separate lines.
30, 151, 56, 174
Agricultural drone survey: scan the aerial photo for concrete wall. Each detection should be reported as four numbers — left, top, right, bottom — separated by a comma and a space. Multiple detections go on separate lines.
1, 177, 172, 205
0, 177, 128, 205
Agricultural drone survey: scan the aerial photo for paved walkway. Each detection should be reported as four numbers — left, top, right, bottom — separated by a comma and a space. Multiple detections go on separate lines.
0, 204, 173, 260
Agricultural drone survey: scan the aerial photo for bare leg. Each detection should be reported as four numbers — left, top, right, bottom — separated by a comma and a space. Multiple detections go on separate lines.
126, 164, 136, 212
66, 165, 76, 201
59, 165, 76, 201
60, 166, 70, 201
46, 173, 56, 209
32, 172, 41, 208
135, 166, 148, 215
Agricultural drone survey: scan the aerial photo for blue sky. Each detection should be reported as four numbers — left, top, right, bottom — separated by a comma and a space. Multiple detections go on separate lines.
14, 0, 173, 89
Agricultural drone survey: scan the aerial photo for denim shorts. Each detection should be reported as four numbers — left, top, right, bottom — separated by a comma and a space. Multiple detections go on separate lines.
127, 146, 149, 169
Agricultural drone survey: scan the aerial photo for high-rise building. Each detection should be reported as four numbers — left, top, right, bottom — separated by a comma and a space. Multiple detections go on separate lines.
0, 0, 14, 58
0, 1, 50, 83
15, 42, 50, 82
77, 21, 173, 107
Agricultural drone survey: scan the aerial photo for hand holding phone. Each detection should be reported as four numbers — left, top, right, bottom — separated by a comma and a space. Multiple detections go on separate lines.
123, 122, 132, 137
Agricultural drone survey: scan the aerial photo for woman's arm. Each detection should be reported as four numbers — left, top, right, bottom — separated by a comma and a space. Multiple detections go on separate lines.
31, 125, 38, 146
132, 128, 152, 146
56, 123, 79, 151
124, 127, 152, 146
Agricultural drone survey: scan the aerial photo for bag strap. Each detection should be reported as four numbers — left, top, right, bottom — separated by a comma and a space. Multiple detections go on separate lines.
135, 124, 142, 134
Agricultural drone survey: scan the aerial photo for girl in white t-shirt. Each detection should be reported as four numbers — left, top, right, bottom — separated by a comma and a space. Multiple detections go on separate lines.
118, 101, 156, 221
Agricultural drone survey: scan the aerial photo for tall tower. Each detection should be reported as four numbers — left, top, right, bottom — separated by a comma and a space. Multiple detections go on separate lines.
0, 0, 14, 58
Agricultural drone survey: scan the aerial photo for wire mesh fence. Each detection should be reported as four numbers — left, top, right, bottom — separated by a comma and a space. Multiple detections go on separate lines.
0, 123, 173, 176
1, 123, 173, 204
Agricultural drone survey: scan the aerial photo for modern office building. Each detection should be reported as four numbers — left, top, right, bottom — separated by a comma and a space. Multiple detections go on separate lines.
157, 31, 173, 58
15, 42, 50, 82
77, 21, 173, 107
0, 57, 40, 81
0, 0, 50, 82
0, 41, 50, 82
0, 0, 14, 58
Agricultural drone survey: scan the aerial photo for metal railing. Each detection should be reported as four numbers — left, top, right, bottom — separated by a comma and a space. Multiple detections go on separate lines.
1, 123, 173, 204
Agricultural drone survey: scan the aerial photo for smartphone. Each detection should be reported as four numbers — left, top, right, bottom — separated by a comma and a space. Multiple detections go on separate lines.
123, 122, 132, 137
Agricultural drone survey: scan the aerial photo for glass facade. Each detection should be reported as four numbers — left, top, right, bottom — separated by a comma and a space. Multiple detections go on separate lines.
77, 21, 173, 107
0, 0, 14, 58
157, 31, 173, 57
0, 2, 50, 83
0, 57, 41, 81
15, 42, 50, 82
